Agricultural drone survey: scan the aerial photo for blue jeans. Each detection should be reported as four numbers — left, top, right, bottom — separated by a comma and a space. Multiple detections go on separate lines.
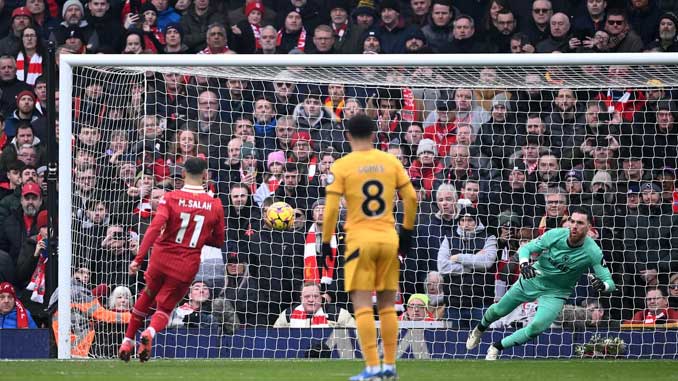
445, 306, 485, 329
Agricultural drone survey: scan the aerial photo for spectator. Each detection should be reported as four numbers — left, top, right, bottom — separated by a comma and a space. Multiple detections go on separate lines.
408, 138, 444, 199
0, 57, 32, 124
92, 285, 134, 358
604, 8, 644, 52
573, 0, 608, 39
352, 4, 377, 30
0, 282, 38, 328
443, 14, 491, 53
95, 224, 138, 288
668, 273, 678, 309
375, 0, 418, 53
558, 298, 617, 330
253, 150, 285, 206
536, 12, 572, 53
399, 293, 436, 321
52, 0, 99, 52
0, 182, 42, 264
166, 129, 205, 166
423, 97, 457, 157
256, 25, 278, 54
147, 0, 182, 32
641, 101, 678, 170
514, 76, 553, 120
453, 88, 489, 135
421, 0, 456, 53
225, 182, 261, 242
181, 1, 225, 53
276, 8, 307, 53
509, 32, 536, 53
437, 206, 497, 328
628, 0, 662, 45
522, 0, 553, 44
293, 87, 336, 147
198, 23, 232, 54
409, 0, 433, 26
15, 27, 46, 86
273, 282, 355, 328
162, 22, 189, 53
26, 0, 59, 41
487, 8, 517, 52
51, 267, 130, 358
545, 87, 586, 159
87, 0, 125, 52
646, 12, 678, 51
308, 24, 337, 54
0, 123, 43, 172
328, 0, 365, 54
624, 288, 678, 324
536, 187, 569, 235
213, 247, 264, 328
361, 29, 382, 53
479, 93, 518, 168
274, 162, 310, 212
425, 271, 446, 319
230, 1, 265, 54
169, 280, 214, 328
0, 7, 33, 57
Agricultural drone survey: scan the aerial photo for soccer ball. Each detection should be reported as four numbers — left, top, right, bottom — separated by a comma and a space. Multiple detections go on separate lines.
265, 201, 295, 231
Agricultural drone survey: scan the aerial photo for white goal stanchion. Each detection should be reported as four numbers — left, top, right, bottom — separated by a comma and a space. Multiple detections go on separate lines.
58, 54, 678, 360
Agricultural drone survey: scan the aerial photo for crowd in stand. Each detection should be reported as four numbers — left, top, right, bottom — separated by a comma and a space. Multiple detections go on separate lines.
1, 0, 678, 358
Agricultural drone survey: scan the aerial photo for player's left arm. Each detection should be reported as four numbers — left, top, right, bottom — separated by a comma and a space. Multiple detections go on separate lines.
590, 249, 616, 293
207, 198, 226, 248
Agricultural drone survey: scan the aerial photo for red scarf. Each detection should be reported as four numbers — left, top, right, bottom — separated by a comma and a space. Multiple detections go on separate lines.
304, 223, 337, 286
199, 45, 231, 54
401, 88, 416, 122
289, 304, 329, 327
250, 23, 262, 49
26, 234, 47, 303
0, 282, 29, 328
332, 22, 348, 41
324, 97, 344, 121
672, 190, 678, 213
277, 28, 306, 51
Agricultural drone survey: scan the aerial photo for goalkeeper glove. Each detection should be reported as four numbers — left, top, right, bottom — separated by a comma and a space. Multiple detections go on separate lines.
590, 275, 607, 293
320, 243, 333, 272
398, 228, 414, 257
520, 262, 537, 279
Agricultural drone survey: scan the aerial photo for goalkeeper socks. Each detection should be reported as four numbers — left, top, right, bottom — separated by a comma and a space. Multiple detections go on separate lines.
354, 307, 379, 368
493, 341, 505, 351
378, 306, 398, 366
477, 322, 488, 332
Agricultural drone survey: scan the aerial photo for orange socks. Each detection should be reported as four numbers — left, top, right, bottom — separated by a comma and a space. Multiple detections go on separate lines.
354, 307, 379, 367
378, 306, 398, 365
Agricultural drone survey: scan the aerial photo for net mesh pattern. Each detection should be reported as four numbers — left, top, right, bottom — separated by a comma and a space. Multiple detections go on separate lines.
66, 63, 678, 358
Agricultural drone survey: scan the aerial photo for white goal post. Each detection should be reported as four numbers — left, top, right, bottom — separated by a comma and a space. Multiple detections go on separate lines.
58, 53, 678, 360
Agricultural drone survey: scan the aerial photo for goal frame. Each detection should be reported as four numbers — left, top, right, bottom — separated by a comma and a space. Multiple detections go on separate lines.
57, 52, 678, 360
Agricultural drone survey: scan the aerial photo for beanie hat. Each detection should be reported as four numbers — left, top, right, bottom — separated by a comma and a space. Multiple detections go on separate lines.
62, 0, 84, 18
641, 182, 662, 193
659, 12, 678, 27
327, 0, 351, 11
380, 0, 401, 13
290, 131, 313, 149
491, 93, 511, 110
36, 210, 49, 229
12, 7, 32, 19
0, 282, 16, 298
416, 138, 436, 156
267, 150, 286, 168
245, 2, 265, 17
164, 22, 184, 37
16, 90, 36, 106
591, 170, 613, 188
140, 2, 158, 14
407, 293, 429, 307
456, 206, 478, 222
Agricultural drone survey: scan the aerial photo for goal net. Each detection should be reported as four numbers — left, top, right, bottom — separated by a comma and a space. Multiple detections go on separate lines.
58, 54, 678, 360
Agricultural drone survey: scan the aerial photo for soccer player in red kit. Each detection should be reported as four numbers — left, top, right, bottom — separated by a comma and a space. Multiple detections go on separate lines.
118, 157, 225, 362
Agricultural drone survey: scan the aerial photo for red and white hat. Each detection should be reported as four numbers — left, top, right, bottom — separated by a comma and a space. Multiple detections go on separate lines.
245, 2, 265, 17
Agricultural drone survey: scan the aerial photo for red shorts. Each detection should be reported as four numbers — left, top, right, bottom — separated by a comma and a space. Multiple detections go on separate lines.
144, 265, 192, 313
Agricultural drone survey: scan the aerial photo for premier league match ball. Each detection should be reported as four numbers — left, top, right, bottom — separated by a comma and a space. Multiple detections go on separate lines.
265, 201, 295, 231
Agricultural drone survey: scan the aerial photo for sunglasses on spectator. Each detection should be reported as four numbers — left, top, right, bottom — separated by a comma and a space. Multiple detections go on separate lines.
295, 212, 304, 218
533, 8, 551, 14
607, 19, 624, 25
670, 284, 678, 290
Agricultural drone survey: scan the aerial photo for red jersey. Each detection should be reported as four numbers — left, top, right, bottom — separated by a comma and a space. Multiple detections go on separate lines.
135, 185, 225, 282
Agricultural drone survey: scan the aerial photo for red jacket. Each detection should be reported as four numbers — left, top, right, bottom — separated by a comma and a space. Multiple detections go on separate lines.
408, 159, 444, 198
423, 121, 457, 157
625, 308, 678, 324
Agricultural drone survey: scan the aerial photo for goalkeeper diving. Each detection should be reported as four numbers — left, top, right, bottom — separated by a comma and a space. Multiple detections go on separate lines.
466, 207, 615, 360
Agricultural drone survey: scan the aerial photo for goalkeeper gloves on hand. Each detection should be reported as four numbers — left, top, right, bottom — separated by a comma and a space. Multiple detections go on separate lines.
520, 262, 537, 279
320, 243, 333, 272
590, 275, 607, 293
399, 228, 414, 257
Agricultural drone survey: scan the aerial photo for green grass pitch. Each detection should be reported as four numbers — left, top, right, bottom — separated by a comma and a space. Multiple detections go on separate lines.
3, 359, 678, 381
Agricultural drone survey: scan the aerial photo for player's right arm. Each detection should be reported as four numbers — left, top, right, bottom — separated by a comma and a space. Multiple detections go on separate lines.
130, 194, 171, 273
517, 227, 558, 264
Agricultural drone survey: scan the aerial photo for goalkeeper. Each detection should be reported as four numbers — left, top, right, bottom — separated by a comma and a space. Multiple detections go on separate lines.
466, 207, 615, 360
